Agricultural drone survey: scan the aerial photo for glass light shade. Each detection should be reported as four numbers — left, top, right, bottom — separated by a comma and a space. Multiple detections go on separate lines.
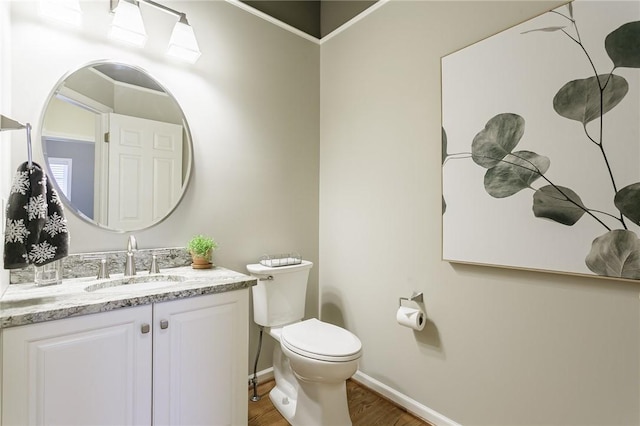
167, 21, 201, 63
38, 0, 82, 27
109, 0, 147, 47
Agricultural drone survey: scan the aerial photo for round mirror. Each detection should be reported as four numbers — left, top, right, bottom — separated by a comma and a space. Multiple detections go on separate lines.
40, 61, 193, 232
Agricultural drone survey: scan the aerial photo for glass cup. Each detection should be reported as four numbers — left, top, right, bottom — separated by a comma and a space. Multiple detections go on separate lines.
34, 259, 62, 286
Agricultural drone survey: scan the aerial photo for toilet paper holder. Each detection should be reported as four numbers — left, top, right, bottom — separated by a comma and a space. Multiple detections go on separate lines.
399, 292, 423, 307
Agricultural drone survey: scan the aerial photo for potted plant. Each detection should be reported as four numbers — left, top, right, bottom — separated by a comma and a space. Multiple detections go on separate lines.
187, 235, 218, 269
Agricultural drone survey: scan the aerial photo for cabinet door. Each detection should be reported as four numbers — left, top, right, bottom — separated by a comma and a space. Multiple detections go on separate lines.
2, 305, 153, 426
153, 289, 249, 426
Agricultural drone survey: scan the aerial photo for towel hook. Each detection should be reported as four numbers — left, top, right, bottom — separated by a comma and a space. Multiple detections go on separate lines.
0, 115, 33, 169
26, 123, 33, 169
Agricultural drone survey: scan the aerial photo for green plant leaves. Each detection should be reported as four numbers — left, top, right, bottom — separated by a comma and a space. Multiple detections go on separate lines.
472, 113, 525, 168
187, 235, 218, 257
533, 185, 586, 225
553, 74, 629, 124
614, 183, 640, 225
483, 151, 549, 198
605, 21, 640, 69
585, 230, 640, 279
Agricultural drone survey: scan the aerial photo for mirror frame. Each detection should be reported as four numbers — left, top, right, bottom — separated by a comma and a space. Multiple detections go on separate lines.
39, 60, 194, 233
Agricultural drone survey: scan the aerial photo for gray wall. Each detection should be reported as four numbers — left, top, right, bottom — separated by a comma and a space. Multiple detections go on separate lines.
7, 1, 640, 424
7, 0, 319, 373
320, 1, 640, 425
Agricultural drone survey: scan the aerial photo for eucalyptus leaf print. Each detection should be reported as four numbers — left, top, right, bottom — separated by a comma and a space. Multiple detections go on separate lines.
483, 151, 550, 198
533, 185, 586, 226
614, 183, 640, 225
585, 230, 640, 279
553, 74, 629, 124
442, 128, 448, 165
520, 26, 566, 34
442, 128, 448, 214
441, 2, 640, 282
472, 113, 525, 168
605, 21, 640, 69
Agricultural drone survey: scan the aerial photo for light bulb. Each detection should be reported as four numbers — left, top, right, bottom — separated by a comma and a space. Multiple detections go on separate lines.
167, 16, 201, 63
109, 0, 147, 47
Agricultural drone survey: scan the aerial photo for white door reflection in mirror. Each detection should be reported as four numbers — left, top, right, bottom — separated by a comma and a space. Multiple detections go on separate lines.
107, 113, 183, 231
40, 61, 194, 232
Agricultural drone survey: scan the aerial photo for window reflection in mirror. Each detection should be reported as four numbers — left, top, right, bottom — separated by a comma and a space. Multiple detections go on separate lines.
40, 62, 193, 232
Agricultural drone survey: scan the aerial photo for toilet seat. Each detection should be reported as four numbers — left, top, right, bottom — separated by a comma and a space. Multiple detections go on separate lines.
281, 318, 362, 362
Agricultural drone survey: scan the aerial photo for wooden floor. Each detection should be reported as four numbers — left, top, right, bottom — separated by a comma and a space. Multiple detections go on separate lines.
248, 379, 432, 426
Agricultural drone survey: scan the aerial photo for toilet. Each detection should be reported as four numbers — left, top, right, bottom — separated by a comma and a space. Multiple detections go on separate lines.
247, 260, 362, 426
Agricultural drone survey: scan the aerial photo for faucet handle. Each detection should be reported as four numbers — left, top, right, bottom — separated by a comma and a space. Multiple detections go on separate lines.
81, 254, 110, 279
97, 258, 110, 279
149, 255, 160, 274
148, 249, 169, 275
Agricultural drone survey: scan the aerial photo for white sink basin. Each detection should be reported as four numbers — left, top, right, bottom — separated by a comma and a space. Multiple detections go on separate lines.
84, 274, 187, 293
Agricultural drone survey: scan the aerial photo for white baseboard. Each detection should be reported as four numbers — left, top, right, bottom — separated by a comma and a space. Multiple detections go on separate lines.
249, 367, 459, 426
352, 371, 461, 426
248, 367, 274, 386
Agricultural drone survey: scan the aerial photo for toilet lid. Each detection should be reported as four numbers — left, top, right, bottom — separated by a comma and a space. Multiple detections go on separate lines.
281, 318, 362, 362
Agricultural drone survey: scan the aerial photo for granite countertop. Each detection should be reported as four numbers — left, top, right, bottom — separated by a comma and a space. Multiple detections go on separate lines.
0, 266, 257, 328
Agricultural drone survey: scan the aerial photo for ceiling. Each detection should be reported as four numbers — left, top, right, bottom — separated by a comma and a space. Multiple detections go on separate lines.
239, 1, 378, 39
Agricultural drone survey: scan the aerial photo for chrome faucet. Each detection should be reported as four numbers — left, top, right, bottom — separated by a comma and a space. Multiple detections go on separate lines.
124, 235, 138, 276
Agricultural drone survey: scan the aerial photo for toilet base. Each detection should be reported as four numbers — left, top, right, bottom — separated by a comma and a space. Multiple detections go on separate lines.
269, 379, 352, 426
290, 378, 352, 426
269, 385, 297, 422
266, 324, 357, 426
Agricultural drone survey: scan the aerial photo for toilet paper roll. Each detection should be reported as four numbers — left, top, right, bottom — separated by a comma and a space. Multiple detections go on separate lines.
396, 306, 426, 331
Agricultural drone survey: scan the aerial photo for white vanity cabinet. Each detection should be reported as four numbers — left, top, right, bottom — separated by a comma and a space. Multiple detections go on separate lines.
2, 304, 153, 426
153, 290, 249, 425
1, 289, 249, 426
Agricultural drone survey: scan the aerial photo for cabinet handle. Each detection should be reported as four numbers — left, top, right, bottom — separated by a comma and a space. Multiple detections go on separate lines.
160, 319, 169, 329
141, 323, 150, 334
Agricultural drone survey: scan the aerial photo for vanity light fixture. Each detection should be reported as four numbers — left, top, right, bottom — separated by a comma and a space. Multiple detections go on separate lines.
167, 14, 201, 63
38, 0, 83, 27
109, 0, 147, 47
109, 0, 201, 63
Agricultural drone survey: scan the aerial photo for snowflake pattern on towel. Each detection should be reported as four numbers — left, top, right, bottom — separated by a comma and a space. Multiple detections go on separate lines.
4, 162, 69, 269
28, 241, 57, 264
24, 194, 48, 220
51, 189, 63, 207
10, 170, 30, 196
43, 212, 67, 237
4, 219, 30, 243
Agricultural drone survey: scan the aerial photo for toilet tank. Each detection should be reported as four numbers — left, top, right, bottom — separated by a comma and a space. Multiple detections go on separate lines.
247, 260, 313, 327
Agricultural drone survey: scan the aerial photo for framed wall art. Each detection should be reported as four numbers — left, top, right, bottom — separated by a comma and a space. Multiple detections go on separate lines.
441, 1, 640, 280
